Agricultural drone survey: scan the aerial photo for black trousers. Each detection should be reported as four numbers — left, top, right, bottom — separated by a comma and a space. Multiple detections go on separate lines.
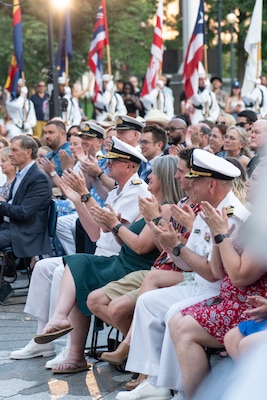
75, 218, 96, 255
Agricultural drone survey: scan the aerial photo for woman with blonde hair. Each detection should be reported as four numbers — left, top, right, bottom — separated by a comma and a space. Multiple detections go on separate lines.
223, 125, 252, 168
216, 112, 236, 127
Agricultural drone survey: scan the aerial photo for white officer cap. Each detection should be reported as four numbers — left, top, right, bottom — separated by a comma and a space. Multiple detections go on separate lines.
58, 76, 66, 85
102, 74, 113, 82
103, 136, 147, 163
115, 115, 144, 133
186, 149, 241, 180
80, 121, 105, 139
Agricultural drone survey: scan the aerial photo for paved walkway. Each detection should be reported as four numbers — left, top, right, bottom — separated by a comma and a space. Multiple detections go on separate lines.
0, 274, 231, 400
0, 274, 132, 400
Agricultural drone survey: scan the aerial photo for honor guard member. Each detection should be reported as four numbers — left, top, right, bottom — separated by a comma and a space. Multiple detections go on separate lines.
5, 79, 37, 139
94, 74, 127, 122
190, 74, 220, 124
58, 76, 82, 131
141, 79, 174, 119
243, 78, 267, 118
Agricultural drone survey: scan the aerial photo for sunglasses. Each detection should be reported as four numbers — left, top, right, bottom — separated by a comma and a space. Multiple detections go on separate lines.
215, 121, 226, 125
235, 122, 251, 128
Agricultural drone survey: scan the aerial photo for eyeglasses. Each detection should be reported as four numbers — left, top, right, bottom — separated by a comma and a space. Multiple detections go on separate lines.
166, 126, 184, 132
215, 121, 226, 125
139, 140, 156, 146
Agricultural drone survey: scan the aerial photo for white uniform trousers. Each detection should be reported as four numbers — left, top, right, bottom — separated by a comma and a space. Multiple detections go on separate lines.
56, 212, 78, 255
126, 283, 220, 390
24, 257, 64, 322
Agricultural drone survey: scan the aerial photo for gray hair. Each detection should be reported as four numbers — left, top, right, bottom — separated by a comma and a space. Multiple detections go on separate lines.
152, 155, 184, 204
10, 135, 38, 159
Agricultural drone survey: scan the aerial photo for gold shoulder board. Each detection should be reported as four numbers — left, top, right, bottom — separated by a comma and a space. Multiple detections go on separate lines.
131, 179, 142, 185
226, 205, 234, 217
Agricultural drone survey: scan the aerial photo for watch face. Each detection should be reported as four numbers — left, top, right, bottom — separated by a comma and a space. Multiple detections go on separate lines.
172, 243, 184, 256
173, 247, 180, 256
81, 194, 90, 202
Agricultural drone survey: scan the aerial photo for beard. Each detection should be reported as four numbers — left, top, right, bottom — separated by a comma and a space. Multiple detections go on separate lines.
168, 134, 182, 146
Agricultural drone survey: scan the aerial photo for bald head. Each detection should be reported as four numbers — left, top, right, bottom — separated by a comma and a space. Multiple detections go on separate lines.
250, 119, 267, 153
166, 118, 187, 145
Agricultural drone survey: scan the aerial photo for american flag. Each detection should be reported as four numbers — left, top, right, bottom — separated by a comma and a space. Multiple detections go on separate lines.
141, 0, 163, 97
88, 0, 109, 103
183, 0, 206, 99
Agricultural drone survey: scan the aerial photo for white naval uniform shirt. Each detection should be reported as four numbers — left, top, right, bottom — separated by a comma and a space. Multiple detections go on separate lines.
95, 172, 151, 257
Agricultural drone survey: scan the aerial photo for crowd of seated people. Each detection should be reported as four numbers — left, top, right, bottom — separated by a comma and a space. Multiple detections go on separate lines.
2, 79, 267, 400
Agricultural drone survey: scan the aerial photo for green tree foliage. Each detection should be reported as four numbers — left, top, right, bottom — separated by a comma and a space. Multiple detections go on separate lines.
205, 0, 267, 81
0, 0, 266, 90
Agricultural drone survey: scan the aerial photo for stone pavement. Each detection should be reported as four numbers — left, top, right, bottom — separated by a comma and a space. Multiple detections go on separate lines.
0, 274, 132, 400
0, 274, 231, 400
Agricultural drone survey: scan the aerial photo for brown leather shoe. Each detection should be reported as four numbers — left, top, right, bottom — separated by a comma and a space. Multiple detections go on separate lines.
125, 373, 148, 390
100, 342, 129, 365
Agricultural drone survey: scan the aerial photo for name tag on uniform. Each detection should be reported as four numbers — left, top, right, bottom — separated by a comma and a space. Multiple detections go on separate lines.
194, 228, 201, 234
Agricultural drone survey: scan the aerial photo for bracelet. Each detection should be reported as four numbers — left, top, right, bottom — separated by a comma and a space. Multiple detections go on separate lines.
97, 171, 105, 180
151, 216, 163, 226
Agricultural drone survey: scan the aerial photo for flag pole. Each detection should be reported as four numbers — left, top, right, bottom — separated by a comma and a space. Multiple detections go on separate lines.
256, 41, 261, 78
106, 44, 112, 77
65, 52, 69, 84
103, 0, 111, 77
203, 44, 208, 79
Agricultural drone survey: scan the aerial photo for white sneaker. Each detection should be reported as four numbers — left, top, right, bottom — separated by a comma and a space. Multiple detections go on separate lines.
10, 339, 56, 360
116, 379, 172, 400
45, 347, 69, 369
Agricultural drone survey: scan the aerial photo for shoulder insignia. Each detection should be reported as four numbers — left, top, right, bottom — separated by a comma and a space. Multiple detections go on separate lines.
225, 205, 234, 217
131, 179, 142, 185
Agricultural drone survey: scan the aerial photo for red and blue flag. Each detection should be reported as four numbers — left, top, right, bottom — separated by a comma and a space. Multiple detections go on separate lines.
88, 0, 109, 103
183, 0, 206, 99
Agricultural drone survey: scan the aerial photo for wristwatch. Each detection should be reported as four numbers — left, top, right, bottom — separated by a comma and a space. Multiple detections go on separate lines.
172, 243, 185, 256
97, 171, 105, 180
50, 171, 57, 178
214, 233, 229, 244
152, 216, 163, 226
81, 193, 92, 203
112, 223, 123, 236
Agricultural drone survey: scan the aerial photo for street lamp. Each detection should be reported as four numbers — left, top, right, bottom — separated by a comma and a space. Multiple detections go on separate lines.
226, 11, 237, 84
217, 0, 222, 78
47, 5, 60, 118
47, 0, 71, 118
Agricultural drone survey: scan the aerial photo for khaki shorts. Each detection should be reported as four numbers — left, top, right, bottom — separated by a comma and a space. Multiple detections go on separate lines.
103, 270, 149, 303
